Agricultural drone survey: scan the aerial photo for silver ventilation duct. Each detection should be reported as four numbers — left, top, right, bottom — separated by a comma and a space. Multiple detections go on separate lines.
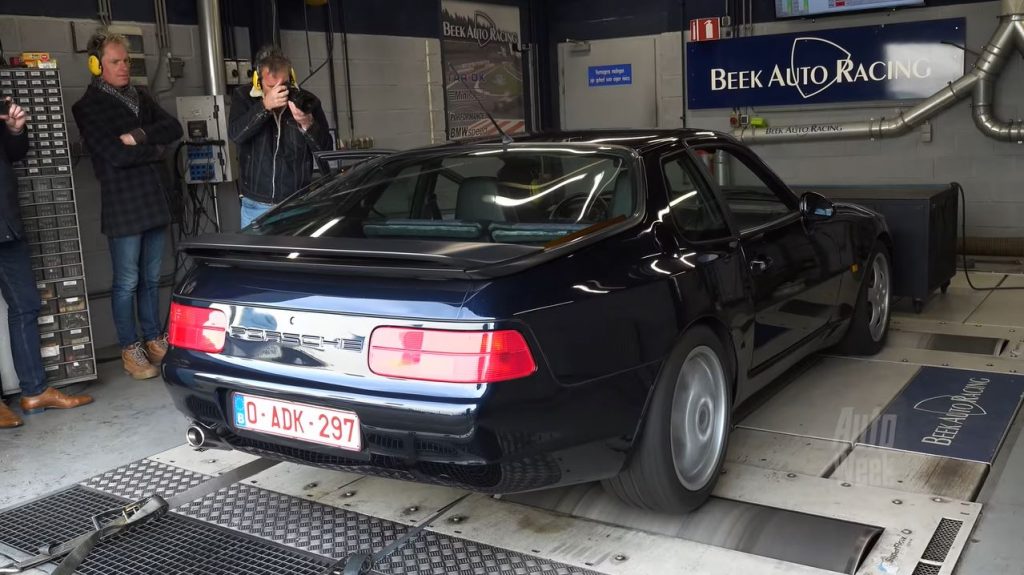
735, 1, 1024, 144
197, 0, 226, 95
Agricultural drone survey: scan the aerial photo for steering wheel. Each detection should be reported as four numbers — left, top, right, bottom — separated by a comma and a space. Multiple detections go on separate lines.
549, 195, 610, 222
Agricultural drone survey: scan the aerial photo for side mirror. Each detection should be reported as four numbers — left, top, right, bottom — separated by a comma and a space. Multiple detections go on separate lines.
800, 192, 834, 221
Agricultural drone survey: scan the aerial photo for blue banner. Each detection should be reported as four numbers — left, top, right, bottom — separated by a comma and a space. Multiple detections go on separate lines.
858, 367, 1024, 464
686, 18, 965, 109
588, 64, 633, 88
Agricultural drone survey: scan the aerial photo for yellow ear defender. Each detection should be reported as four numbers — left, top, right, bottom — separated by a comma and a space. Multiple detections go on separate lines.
88, 54, 102, 76
250, 63, 299, 96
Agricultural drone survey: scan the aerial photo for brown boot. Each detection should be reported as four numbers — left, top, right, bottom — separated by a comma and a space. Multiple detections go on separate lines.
145, 334, 169, 365
123, 342, 160, 380
20, 387, 94, 414
0, 401, 23, 428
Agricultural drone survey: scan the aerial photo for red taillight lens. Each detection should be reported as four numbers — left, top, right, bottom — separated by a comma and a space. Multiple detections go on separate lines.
168, 302, 228, 353
368, 327, 537, 383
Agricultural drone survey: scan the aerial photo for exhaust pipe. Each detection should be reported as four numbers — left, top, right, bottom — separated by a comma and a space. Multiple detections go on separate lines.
185, 422, 230, 451
734, 0, 1024, 144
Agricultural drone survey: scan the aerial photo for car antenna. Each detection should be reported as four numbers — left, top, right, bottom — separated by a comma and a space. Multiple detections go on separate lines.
446, 62, 514, 149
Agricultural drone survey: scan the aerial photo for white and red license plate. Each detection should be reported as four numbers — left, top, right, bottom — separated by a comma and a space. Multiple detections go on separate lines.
232, 393, 362, 451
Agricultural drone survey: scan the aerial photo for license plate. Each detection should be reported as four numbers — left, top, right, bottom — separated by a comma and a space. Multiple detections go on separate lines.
232, 393, 362, 451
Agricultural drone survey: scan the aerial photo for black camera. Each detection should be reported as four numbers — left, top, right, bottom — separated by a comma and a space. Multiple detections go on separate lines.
0, 96, 10, 117
287, 86, 318, 115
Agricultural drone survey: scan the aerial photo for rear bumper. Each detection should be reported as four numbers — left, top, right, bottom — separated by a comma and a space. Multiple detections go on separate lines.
162, 358, 630, 493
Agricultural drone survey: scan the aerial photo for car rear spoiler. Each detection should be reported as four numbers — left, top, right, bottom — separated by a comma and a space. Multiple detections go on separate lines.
178, 233, 544, 280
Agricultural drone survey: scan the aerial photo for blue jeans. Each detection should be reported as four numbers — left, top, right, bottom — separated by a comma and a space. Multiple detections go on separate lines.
108, 227, 166, 349
0, 239, 47, 397
240, 197, 273, 229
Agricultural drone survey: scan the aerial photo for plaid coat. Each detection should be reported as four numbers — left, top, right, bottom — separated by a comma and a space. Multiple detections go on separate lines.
72, 84, 183, 237
0, 127, 28, 242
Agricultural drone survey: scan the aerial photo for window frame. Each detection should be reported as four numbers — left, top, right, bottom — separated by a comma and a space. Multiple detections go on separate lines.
685, 142, 801, 238
657, 149, 736, 244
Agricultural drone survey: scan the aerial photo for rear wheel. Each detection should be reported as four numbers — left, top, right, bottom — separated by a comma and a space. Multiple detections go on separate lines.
603, 325, 732, 513
837, 242, 892, 355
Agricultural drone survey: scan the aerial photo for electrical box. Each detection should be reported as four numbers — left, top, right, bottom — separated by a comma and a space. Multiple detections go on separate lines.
224, 59, 250, 86
176, 95, 236, 183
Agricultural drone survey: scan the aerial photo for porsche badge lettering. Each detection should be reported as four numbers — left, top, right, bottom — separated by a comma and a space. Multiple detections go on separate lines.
229, 326, 363, 352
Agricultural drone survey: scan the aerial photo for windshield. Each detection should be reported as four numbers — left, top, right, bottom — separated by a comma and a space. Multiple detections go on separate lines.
248, 146, 636, 246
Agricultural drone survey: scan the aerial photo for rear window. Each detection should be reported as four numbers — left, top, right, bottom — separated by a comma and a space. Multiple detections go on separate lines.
248, 147, 636, 246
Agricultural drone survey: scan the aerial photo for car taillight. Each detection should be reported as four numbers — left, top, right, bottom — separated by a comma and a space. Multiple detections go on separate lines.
368, 327, 537, 383
168, 302, 228, 353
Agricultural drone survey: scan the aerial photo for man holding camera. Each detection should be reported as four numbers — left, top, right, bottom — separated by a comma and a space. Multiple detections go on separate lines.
229, 46, 331, 228
1, 97, 93, 428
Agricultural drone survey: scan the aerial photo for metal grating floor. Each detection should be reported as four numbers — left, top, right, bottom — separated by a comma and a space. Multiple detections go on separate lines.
177, 482, 409, 558
82, 459, 211, 502
0, 486, 332, 575
376, 530, 601, 575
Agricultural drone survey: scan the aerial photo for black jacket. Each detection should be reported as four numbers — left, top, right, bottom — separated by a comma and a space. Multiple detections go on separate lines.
72, 84, 183, 238
0, 126, 28, 243
228, 85, 331, 204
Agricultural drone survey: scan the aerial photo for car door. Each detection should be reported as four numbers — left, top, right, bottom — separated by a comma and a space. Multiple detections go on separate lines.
690, 144, 839, 369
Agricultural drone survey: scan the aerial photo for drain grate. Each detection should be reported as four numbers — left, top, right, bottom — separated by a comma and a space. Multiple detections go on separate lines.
82, 459, 211, 502
0, 486, 114, 553
912, 562, 941, 575
0, 486, 332, 575
921, 518, 963, 563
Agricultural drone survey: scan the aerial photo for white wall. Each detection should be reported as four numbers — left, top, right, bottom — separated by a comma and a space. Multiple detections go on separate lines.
0, 15, 444, 349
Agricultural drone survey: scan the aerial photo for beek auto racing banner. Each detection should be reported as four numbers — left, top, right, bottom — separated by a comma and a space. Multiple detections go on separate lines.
441, 0, 526, 139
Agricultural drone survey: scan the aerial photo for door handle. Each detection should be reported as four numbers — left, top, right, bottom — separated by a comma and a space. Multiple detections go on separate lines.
750, 256, 773, 275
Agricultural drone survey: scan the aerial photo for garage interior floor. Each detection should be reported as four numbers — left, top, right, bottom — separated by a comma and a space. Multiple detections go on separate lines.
2, 270, 1024, 575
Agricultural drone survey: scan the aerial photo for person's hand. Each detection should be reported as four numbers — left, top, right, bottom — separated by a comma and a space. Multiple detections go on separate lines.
119, 133, 137, 146
263, 84, 288, 111
288, 101, 313, 131
2, 99, 28, 134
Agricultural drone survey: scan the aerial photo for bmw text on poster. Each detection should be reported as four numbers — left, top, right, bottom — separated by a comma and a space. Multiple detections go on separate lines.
441, 1, 526, 139
686, 18, 965, 109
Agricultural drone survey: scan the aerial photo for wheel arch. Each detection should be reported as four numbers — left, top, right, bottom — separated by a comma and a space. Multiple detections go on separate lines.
627, 315, 739, 454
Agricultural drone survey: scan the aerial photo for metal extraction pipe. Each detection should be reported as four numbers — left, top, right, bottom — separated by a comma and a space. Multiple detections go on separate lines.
735, 0, 1024, 144
197, 0, 226, 95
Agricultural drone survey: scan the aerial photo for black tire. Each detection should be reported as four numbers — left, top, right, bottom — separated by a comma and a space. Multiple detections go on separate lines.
602, 325, 733, 513
836, 241, 892, 355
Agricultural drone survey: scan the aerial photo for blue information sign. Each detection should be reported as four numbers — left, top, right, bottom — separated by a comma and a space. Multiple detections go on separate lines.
588, 64, 633, 87
686, 18, 965, 109
858, 367, 1024, 464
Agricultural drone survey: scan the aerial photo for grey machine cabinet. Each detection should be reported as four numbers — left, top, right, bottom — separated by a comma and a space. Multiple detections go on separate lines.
803, 185, 959, 314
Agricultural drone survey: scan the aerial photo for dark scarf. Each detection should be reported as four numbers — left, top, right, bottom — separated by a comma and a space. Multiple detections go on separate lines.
93, 77, 140, 116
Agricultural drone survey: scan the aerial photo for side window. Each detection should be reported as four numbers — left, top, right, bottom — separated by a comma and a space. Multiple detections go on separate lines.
693, 148, 795, 233
369, 166, 420, 218
433, 173, 459, 220
661, 154, 731, 242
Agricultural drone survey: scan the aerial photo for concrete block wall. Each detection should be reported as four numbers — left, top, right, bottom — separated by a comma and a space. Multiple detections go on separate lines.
1, 15, 444, 349
681, 1, 1024, 240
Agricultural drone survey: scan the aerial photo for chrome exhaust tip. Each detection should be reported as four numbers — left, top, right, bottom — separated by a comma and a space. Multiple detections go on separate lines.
185, 422, 230, 450
185, 424, 206, 448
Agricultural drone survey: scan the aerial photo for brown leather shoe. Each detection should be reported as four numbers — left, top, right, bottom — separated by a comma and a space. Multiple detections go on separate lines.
0, 401, 23, 428
123, 342, 159, 380
146, 334, 169, 365
20, 387, 94, 414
